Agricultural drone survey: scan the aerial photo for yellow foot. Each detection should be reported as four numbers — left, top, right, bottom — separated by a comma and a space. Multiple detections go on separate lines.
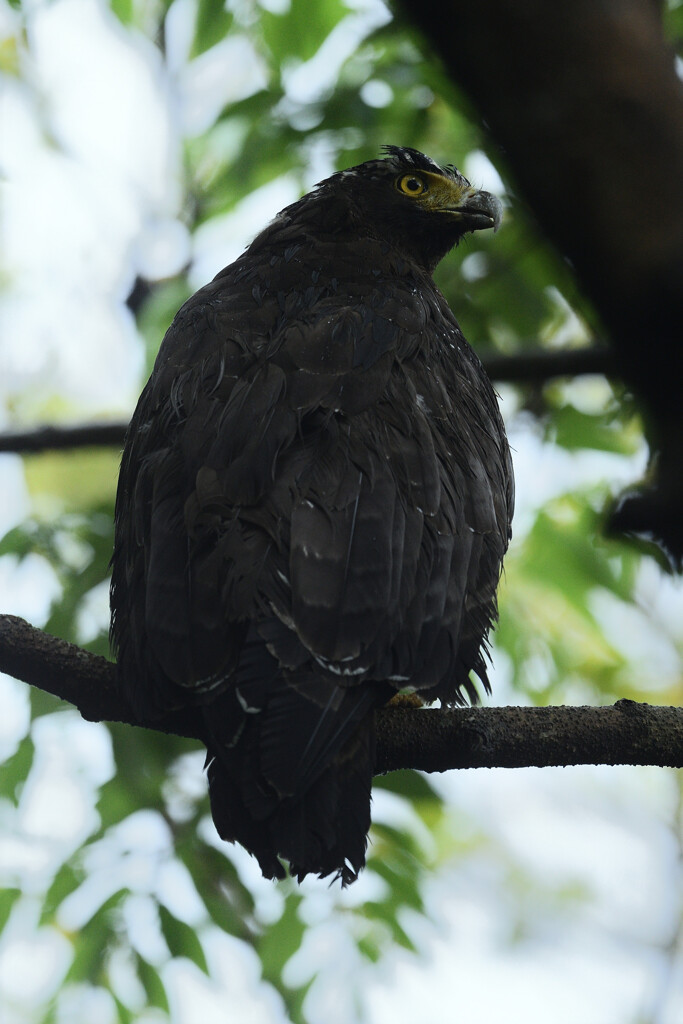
386, 692, 424, 709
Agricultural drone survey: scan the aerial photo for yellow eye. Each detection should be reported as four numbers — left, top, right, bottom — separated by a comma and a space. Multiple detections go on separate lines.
397, 174, 427, 196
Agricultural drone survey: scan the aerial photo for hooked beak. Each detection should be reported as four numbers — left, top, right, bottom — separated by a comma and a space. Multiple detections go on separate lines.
448, 189, 503, 234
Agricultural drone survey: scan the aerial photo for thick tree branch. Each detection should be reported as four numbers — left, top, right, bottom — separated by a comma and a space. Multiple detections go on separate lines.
374, 701, 683, 773
403, 0, 683, 416
2, 614, 681, 771
0, 615, 206, 742
403, 0, 683, 563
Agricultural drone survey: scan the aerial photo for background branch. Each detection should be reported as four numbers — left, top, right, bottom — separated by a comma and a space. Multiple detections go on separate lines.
0, 346, 615, 455
0, 422, 129, 454
404, 0, 683, 419
403, 0, 683, 563
2, 614, 681, 772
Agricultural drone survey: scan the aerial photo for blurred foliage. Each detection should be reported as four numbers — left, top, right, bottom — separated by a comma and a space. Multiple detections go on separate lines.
1, 1, 682, 1023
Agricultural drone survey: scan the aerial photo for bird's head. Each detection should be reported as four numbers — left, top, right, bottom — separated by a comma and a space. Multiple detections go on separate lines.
313, 146, 503, 273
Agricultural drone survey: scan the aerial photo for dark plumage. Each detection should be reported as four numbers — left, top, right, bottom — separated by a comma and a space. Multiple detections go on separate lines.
110, 147, 514, 884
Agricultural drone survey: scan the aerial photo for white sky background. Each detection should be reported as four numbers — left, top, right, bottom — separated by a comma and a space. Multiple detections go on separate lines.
1, 1, 682, 1022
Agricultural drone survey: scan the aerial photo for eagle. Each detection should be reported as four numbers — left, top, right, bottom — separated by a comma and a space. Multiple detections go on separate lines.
110, 147, 514, 885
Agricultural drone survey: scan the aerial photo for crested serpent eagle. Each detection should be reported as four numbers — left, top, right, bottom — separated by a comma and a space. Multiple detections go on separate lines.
110, 147, 514, 884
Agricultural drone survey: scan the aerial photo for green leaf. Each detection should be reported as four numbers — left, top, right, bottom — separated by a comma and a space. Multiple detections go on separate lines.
368, 826, 425, 914
112, 995, 135, 1024
136, 952, 171, 1011
0, 733, 34, 803
526, 498, 638, 605
255, 893, 311, 1024
546, 404, 641, 455
374, 768, 441, 803
0, 887, 21, 933
260, 0, 348, 64
40, 863, 82, 926
29, 686, 66, 720
23, 451, 119, 513
361, 899, 417, 953
664, 4, 683, 54
177, 842, 255, 940
66, 890, 126, 984
158, 904, 209, 973
0, 522, 37, 559
192, 0, 233, 58
196, 126, 296, 222
136, 278, 194, 374
100, 723, 187, 827
496, 492, 648, 701
110, 0, 134, 26
256, 893, 305, 980
357, 934, 382, 963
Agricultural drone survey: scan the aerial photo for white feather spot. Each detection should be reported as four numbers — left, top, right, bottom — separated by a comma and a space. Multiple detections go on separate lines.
235, 688, 261, 714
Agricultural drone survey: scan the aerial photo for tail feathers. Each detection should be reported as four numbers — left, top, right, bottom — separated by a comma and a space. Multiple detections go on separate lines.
203, 666, 383, 884
289, 720, 375, 884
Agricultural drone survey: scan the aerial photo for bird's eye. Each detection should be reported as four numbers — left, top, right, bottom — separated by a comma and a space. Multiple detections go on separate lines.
397, 174, 427, 196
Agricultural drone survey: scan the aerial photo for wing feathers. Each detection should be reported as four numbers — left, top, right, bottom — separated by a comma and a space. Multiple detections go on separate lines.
111, 232, 513, 884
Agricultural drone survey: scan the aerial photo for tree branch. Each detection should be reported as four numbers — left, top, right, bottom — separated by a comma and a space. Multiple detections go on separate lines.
0, 346, 616, 456
0, 422, 128, 454
374, 700, 683, 773
2, 614, 681, 771
403, 0, 683, 563
0, 615, 205, 743
481, 345, 614, 384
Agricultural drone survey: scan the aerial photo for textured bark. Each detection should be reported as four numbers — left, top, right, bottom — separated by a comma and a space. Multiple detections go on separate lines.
0, 615, 204, 742
375, 702, 683, 773
2, 615, 681, 771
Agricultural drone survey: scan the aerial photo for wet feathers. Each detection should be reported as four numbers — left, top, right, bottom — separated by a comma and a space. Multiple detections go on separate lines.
110, 148, 514, 884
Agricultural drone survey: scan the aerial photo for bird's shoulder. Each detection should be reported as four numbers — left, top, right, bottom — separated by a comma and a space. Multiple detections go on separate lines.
141, 234, 442, 425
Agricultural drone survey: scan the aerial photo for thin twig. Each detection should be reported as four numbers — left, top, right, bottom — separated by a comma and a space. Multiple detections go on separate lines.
0, 423, 128, 454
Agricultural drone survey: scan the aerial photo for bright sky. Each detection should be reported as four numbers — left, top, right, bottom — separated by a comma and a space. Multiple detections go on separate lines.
1, 2, 682, 1023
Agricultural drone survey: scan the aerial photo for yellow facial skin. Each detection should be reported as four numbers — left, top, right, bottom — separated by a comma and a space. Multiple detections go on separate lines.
394, 169, 476, 215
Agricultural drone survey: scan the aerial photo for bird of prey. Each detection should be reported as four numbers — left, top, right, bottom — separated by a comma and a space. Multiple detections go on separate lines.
110, 146, 514, 885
